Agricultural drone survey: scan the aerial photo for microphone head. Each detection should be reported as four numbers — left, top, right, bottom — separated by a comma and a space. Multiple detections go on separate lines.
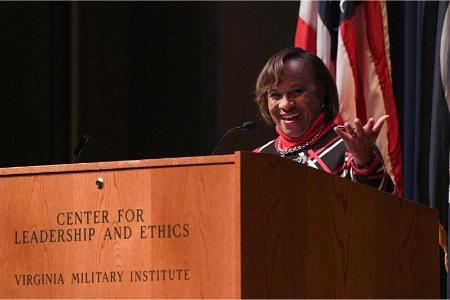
211, 121, 256, 155
240, 121, 256, 130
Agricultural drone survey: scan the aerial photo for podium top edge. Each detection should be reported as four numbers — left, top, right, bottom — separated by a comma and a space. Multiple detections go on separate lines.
0, 153, 243, 177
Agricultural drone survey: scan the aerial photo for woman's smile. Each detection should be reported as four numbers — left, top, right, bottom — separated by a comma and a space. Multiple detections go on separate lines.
280, 111, 301, 123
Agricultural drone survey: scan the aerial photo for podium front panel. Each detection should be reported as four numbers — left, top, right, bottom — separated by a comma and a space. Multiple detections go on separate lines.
0, 157, 240, 298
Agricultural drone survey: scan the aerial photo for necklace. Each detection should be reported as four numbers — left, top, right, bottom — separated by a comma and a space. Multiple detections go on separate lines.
276, 122, 326, 157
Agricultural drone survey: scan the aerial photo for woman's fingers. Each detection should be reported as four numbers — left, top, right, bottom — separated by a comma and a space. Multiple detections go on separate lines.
336, 115, 388, 144
334, 126, 352, 141
344, 122, 355, 137
373, 115, 389, 134
354, 119, 364, 137
363, 118, 375, 132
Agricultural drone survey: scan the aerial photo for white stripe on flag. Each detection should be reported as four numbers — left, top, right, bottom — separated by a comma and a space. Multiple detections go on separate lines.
299, 1, 318, 31
335, 34, 356, 122
316, 15, 335, 77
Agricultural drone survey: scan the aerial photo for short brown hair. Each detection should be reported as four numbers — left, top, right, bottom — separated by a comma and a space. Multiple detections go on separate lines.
255, 47, 339, 124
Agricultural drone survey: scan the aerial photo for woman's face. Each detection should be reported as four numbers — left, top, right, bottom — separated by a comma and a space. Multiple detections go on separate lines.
268, 59, 323, 138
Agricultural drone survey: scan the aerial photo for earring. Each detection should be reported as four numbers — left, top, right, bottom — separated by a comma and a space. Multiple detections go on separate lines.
321, 102, 325, 111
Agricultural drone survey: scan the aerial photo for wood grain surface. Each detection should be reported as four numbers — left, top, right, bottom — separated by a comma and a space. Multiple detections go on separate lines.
0, 152, 439, 298
239, 152, 439, 298
0, 157, 240, 298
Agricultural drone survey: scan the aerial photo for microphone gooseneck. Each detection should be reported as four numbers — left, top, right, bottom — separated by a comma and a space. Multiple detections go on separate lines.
72, 134, 91, 163
211, 121, 256, 155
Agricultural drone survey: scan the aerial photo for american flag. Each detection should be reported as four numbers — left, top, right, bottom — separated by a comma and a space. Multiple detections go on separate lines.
295, 0, 403, 195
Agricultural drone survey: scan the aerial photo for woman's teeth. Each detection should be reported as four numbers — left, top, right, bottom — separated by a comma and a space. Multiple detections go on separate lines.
281, 113, 300, 120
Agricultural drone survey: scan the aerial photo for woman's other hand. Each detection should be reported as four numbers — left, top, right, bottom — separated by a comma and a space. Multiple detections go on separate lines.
334, 115, 389, 166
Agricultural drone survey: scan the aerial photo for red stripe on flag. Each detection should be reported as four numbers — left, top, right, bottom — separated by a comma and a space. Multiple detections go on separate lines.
339, 17, 368, 124
295, 16, 317, 54
364, 2, 404, 195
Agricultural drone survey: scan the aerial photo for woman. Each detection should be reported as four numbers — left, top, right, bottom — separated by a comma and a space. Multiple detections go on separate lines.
254, 47, 395, 193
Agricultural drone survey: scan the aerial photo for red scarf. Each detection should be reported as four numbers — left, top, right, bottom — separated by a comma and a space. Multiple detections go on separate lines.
276, 112, 338, 150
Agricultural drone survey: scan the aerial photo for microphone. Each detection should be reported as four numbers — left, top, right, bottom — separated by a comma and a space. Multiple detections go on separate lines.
211, 121, 256, 155
72, 134, 91, 163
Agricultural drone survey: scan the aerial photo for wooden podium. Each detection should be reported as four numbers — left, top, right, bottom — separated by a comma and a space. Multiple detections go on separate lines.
0, 152, 438, 298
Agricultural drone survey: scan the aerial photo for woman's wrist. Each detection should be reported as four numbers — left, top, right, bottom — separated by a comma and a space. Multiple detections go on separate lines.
352, 152, 375, 168
351, 151, 380, 174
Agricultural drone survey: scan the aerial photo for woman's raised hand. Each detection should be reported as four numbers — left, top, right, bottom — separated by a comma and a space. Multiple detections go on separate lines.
334, 115, 389, 166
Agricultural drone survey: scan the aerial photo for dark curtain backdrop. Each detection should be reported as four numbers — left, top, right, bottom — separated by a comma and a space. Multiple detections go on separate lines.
0, 1, 297, 167
0, 3, 70, 166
